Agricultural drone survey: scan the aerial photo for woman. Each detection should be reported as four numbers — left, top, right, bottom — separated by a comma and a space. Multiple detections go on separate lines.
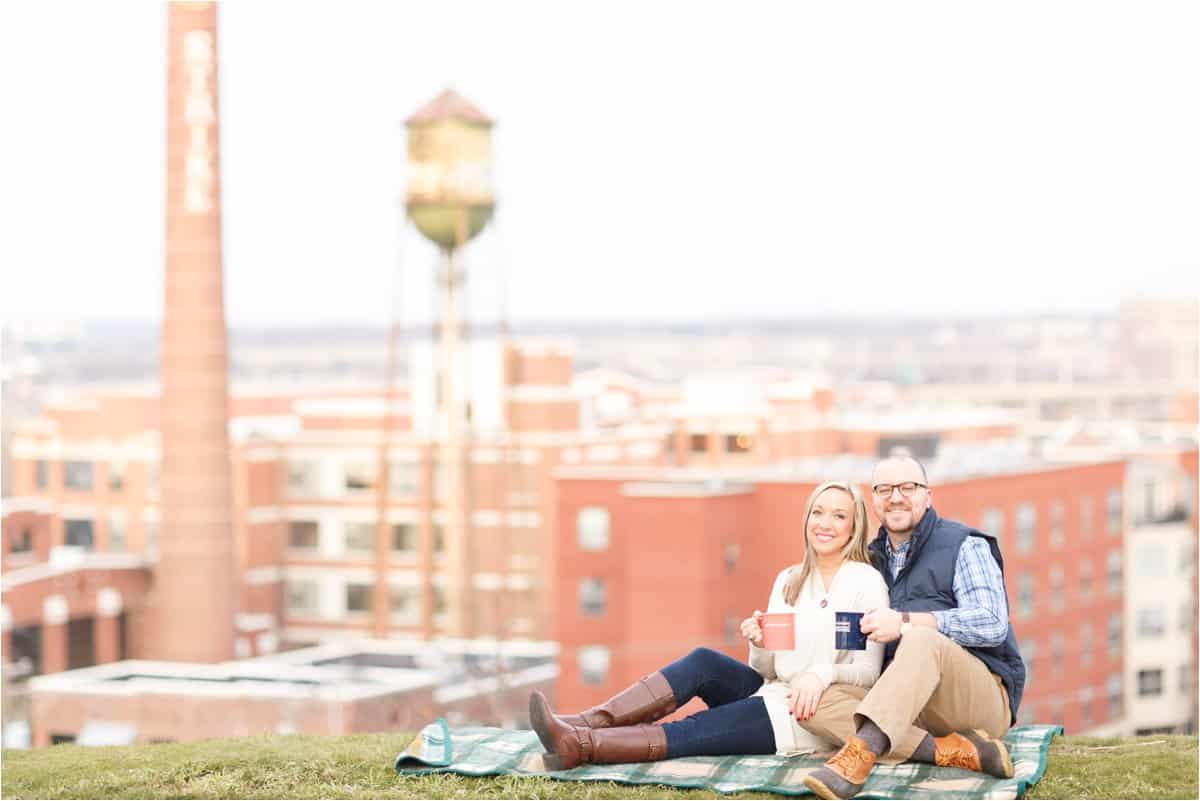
530, 480, 890, 769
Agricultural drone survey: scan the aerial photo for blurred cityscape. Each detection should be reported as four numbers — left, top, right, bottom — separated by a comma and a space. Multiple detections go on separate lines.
2, 1, 1197, 753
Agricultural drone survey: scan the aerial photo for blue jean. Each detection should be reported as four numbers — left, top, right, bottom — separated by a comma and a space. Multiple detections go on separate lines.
657, 647, 776, 758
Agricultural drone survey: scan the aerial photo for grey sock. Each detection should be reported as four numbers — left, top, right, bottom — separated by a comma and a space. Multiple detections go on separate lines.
855, 720, 891, 757
910, 734, 935, 763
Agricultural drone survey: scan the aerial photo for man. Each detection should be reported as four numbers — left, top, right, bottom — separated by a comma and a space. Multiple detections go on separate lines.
801, 454, 1026, 800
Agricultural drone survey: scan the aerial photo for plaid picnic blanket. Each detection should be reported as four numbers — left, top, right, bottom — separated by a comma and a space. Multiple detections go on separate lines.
394, 720, 1062, 799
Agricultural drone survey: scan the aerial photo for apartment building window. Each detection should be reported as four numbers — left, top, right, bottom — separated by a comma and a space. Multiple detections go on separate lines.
1015, 503, 1036, 554
577, 506, 610, 551
980, 508, 1004, 544
1079, 495, 1094, 538
1106, 675, 1123, 718
689, 433, 708, 454
1047, 697, 1065, 725
725, 433, 753, 453
1016, 573, 1035, 619
578, 578, 607, 616
108, 514, 127, 552
1079, 686, 1094, 730
1136, 607, 1166, 638
10, 528, 33, 554
1049, 566, 1064, 612
724, 613, 741, 645
286, 462, 319, 495
1106, 550, 1122, 595
285, 581, 319, 617
343, 463, 375, 493
345, 583, 372, 613
1136, 543, 1167, 578
1137, 668, 1164, 698
724, 542, 740, 574
108, 461, 125, 492
392, 524, 415, 553
1106, 489, 1122, 535
389, 586, 418, 623
1107, 613, 1121, 659
1079, 622, 1094, 666
1049, 501, 1065, 549
1181, 664, 1194, 695
388, 462, 419, 496
65, 519, 94, 549
431, 586, 447, 622
288, 521, 319, 551
64, 461, 94, 491
1078, 558, 1094, 601
344, 522, 375, 554
1050, 632, 1065, 666
35, 459, 49, 490
433, 525, 446, 556
578, 645, 611, 685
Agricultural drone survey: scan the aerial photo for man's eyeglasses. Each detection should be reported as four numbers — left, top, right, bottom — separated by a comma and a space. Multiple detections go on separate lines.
871, 482, 928, 498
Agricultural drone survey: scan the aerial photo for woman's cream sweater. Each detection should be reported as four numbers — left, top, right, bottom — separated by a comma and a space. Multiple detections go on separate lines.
748, 560, 890, 755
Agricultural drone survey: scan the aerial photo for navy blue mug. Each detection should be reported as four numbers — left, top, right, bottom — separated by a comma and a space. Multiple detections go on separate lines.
835, 611, 867, 650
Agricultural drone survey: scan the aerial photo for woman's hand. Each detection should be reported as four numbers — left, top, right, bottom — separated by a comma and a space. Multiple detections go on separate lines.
740, 610, 765, 647
785, 673, 825, 722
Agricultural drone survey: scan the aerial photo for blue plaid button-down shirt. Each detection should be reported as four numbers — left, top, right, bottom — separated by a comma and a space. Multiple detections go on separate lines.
884, 533, 1009, 648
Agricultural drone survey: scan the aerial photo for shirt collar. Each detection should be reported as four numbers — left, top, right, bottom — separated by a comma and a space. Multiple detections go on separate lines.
884, 535, 911, 559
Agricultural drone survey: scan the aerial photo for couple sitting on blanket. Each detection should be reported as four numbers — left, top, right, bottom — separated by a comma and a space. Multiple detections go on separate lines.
530, 454, 1025, 800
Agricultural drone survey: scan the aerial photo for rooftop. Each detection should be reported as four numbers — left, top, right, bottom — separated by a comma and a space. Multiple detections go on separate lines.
557, 441, 1120, 486
405, 88, 493, 126
30, 638, 559, 705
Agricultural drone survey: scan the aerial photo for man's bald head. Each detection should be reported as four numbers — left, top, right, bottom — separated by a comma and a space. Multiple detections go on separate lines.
871, 454, 928, 486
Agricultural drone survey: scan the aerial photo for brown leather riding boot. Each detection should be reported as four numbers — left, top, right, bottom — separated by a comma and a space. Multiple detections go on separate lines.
530, 689, 669, 770
556, 671, 677, 729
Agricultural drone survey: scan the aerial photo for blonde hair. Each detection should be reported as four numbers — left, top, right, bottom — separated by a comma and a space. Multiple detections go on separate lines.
782, 481, 872, 605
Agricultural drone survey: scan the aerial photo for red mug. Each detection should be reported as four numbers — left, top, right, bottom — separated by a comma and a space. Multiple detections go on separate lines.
757, 612, 796, 650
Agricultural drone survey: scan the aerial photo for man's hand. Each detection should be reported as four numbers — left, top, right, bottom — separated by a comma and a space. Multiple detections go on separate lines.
860, 607, 903, 644
786, 673, 825, 721
740, 610, 765, 647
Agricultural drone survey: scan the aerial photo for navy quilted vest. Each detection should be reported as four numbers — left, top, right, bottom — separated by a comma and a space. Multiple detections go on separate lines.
868, 508, 1025, 725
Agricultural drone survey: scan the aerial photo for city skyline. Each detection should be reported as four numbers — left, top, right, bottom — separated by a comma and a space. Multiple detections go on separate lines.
2, 1, 1198, 327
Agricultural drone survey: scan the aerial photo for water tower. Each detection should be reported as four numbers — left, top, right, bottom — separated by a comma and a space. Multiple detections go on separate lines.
400, 89, 495, 637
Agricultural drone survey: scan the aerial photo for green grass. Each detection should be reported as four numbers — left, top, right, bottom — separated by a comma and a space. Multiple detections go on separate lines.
2, 733, 1195, 799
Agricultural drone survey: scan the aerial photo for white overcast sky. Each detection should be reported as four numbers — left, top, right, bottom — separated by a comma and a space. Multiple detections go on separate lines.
1, 0, 1197, 327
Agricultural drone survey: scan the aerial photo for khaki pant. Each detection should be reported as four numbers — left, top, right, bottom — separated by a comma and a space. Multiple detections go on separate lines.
799, 626, 1010, 762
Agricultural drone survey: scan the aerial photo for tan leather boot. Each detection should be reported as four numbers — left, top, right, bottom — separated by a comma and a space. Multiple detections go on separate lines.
556, 672, 676, 729
530, 689, 669, 770
933, 730, 1013, 778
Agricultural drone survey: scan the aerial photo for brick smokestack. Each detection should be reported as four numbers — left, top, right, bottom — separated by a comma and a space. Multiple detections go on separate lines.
152, 0, 236, 662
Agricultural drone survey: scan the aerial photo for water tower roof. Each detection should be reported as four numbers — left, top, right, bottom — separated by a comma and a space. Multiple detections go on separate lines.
406, 88, 493, 126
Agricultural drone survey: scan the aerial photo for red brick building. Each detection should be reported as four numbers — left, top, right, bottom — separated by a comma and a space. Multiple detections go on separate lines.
554, 454, 1128, 734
